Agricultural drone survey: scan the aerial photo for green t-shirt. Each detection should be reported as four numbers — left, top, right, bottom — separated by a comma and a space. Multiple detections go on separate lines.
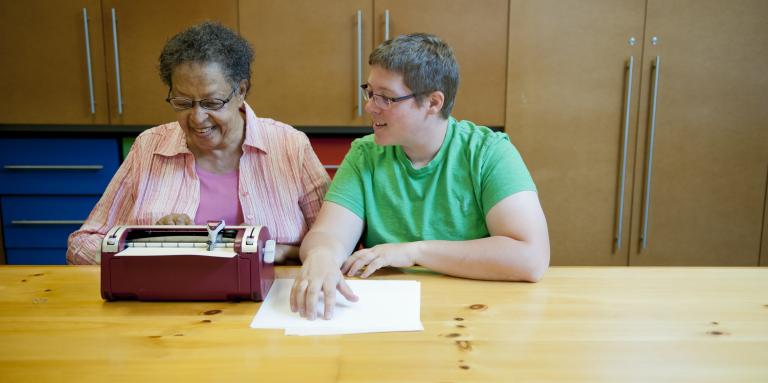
325, 117, 536, 247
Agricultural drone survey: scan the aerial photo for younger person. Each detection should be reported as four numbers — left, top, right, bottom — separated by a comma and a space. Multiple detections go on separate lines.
290, 33, 549, 320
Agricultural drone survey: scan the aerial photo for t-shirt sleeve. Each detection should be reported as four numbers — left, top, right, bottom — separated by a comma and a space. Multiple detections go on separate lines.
479, 137, 537, 216
324, 141, 367, 219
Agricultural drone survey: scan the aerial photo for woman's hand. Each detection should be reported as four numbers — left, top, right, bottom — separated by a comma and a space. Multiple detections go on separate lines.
341, 242, 420, 278
155, 213, 193, 225
290, 253, 358, 320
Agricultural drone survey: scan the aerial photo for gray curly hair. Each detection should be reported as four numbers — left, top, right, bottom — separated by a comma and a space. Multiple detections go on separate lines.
158, 21, 253, 91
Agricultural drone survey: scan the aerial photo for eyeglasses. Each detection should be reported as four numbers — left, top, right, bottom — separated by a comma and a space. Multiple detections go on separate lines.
165, 87, 237, 111
360, 84, 420, 109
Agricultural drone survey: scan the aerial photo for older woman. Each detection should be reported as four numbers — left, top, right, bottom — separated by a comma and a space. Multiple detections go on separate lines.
67, 22, 330, 264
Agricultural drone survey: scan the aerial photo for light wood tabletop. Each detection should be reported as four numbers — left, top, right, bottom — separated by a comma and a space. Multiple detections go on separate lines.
0, 266, 767, 382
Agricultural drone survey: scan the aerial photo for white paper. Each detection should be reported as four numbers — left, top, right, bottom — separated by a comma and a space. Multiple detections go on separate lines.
250, 279, 423, 336
115, 247, 236, 258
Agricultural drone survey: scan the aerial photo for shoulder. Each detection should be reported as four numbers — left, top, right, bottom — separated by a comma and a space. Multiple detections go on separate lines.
348, 134, 384, 156
450, 118, 510, 150
249, 117, 311, 149
132, 122, 186, 154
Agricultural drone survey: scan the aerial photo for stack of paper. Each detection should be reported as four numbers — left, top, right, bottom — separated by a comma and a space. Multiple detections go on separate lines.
250, 279, 423, 336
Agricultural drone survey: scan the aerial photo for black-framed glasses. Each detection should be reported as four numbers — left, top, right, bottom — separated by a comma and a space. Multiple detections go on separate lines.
165, 87, 238, 111
360, 84, 420, 109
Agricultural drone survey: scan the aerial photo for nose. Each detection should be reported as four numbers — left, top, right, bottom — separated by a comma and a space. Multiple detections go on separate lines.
363, 97, 379, 115
190, 105, 209, 125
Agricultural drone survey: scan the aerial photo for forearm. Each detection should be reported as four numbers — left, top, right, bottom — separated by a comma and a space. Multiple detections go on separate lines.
299, 230, 352, 267
412, 236, 549, 282
66, 232, 104, 265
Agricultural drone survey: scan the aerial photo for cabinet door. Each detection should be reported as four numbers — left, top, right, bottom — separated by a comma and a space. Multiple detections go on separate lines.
763, 177, 768, 267
0, 0, 109, 124
374, 0, 508, 127
240, 0, 373, 126
506, 0, 646, 265
0, 224, 5, 264
101, 0, 238, 125
629, 0, 768, 265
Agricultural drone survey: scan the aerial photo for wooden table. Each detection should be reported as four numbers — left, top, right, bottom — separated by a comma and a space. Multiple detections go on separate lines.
1, 266, 766, 382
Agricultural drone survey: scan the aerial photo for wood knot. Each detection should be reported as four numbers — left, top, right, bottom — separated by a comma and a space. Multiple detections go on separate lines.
469, 304, 487, 311
203, 309, 222, 315
459, 365, 470, 370
445, 333, 461, 338
454, 317, 465, 321
200, 319, 212, 323
455, 340, 472, 351
707, 330, 730, 336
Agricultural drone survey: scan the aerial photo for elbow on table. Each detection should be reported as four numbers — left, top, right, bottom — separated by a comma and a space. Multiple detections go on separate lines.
505, 246, 550, 283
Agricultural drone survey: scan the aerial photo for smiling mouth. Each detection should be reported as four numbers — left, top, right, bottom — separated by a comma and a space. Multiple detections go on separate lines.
193, 126, 216, 135
373, 122, 387, 128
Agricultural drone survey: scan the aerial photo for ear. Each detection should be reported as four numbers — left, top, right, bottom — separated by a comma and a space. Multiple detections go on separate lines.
425, 90, 445, 117
237, 80, 249, 100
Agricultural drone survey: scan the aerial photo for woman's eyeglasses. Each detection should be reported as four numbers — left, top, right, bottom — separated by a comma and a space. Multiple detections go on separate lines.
165, 87, 237, 111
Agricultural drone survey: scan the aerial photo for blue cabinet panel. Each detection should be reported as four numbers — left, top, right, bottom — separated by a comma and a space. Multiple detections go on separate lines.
0, 138, 119, 194
6, 248, 67, 265
2, 196, 100, 248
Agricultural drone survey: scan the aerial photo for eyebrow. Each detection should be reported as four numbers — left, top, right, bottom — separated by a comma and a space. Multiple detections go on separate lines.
171, 87, 229, 99
366, 84, 398, 95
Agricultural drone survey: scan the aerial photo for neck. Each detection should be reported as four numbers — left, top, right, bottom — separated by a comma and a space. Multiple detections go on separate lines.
401, 117, 449, 169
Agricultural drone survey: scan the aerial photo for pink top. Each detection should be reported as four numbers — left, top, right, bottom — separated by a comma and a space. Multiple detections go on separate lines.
67, 102, 331, 264
194, 165, 244, 225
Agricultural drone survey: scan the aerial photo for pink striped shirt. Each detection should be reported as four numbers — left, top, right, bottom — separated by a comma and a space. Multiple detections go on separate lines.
67, 103, 330, 264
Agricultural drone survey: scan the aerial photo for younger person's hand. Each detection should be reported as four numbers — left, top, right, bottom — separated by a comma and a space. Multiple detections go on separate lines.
341, 242, 419, 278
290, 253, 358, 320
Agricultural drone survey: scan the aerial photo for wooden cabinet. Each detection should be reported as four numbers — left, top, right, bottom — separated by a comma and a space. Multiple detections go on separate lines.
240, 0, 374, 127
101, 0, 238, 125
0, 0, 109, 124
0, 0, 237, 126
506, 0, 646, 265
627, 0, 768, 266
507, 0, 768, 265
240, 0, 508, 127
373, 0, 508, 126
763, 177, 768, 267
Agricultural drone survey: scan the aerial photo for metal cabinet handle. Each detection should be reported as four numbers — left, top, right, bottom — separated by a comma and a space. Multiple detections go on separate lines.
82, 8, 96, 115
614, 56, 634, 251
111, 8, 123, 115
384, 9, 390, 41
3, 165, 104, 170
356, 10, 363, 117
641, 56, 661, 249
11, 220, 85, 225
